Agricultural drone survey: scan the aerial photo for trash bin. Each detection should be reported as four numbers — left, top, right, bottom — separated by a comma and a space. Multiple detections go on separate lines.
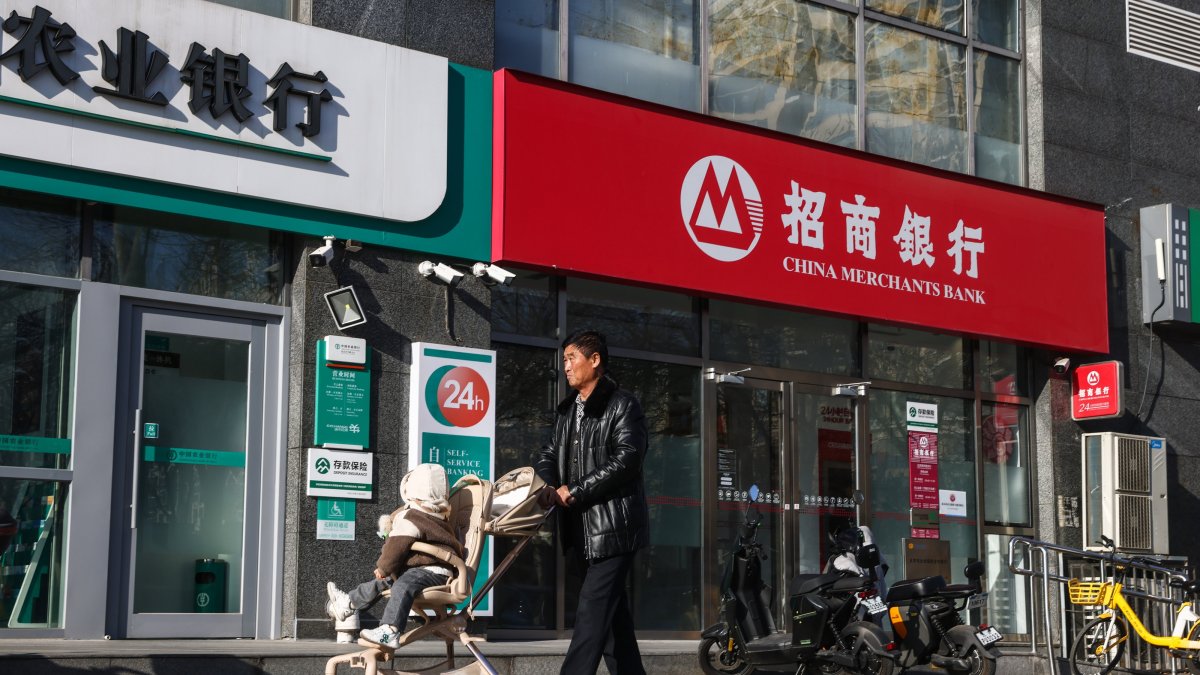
194, 558, 227, 613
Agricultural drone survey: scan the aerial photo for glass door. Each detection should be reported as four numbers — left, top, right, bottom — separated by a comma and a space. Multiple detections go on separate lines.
791, 386, 860, 578
710, 379, 786, 627
116, 305, 265, 638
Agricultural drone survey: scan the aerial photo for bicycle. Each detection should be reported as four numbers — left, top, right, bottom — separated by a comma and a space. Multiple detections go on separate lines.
1067, 535, 1200, 675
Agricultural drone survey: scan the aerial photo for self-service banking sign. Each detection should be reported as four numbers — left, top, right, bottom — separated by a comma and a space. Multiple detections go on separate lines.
409, 343, 495, 613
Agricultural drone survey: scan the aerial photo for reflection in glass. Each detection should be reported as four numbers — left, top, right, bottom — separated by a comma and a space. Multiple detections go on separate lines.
569, 0, 701, 111
205, 0, 291, 19
974, 0, 1020, 51
709, 1, 857, 148
710, 300, 859, 374
865, 23, 967, 172
982, 402, 1029, 526
974, 52, 1021, 185
867, 0, 964, 34
979, 340, 1026, 396
793, 392, 857, 576
868, 324, 969, 389
984, 534, 1029, 634
714, 384, 783, 626
94, 206, 285, 304
491, 344, 558, 629
613, 357, 701, 631
0, 188, 79, 279
133, 333, 249, 614
566, 278, 700, 357
0, 284, 75, 470
497, 0, 561, 78
0, 478, 65, 627
492, 272, 558, 339
868, 390, 976, 582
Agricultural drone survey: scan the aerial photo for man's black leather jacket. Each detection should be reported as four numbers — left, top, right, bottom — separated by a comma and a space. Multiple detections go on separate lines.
535, 374, 649, 560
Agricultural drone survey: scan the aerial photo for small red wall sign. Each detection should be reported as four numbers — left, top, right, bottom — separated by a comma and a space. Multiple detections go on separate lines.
1071, 361, 1123, 420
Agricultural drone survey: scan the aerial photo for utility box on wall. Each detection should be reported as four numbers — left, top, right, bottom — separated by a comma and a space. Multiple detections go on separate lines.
1141, 203, 1196, 325
1082, 433, 1169, 554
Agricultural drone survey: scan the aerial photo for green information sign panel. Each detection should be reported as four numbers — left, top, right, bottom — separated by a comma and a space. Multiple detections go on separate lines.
144, 446, 246, 467
143, 423, 159, 439
315, 340, 371, 448
0, 434, 71, 455
421, 433, 491, 486
317, 498, 356, 541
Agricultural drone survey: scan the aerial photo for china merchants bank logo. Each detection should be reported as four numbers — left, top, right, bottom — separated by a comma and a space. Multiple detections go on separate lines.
680, 155, 764, 262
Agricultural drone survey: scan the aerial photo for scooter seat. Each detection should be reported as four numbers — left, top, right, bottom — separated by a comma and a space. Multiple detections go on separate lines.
789, 572, 868, 597
886, 575, 946, 602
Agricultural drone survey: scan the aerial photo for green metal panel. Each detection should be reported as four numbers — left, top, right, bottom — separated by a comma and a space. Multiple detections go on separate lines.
1191, 208, 1200, 324
0, 63, 492, 261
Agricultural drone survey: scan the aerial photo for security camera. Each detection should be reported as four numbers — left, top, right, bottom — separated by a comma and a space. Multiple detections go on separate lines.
418, 260, 463, 286
1053, 357, 1071, 375
309, 236, 336, 267
472, 262, 516, 286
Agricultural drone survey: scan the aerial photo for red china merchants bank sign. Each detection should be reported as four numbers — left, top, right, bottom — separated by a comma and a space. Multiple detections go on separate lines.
493, 71, 1108, 353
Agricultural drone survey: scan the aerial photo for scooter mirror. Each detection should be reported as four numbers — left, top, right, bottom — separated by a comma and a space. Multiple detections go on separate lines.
748, 484, 760, 502
852, 490, 865, 505
964, 560, 985, 580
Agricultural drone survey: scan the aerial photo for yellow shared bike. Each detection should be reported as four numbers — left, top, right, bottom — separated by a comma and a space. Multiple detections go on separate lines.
1068, 535, 1200, 675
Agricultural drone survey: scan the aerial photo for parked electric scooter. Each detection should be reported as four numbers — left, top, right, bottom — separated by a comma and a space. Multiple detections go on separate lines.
699, 486, 893, 675
881, 560, 1002, 675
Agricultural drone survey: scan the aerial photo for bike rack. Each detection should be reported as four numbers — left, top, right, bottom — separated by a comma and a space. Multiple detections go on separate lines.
1007, 536, 1190, 674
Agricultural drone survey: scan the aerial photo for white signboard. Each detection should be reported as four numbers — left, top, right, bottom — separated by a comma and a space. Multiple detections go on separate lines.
906, 401, 939, 431
408, 342, 495, 614
0, 0, 447, 222
306, 448, 373, 499
939, 489, 968, 518
325, 335, 367, 365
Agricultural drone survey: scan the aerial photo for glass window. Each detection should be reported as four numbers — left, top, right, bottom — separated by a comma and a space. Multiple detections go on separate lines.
497, 0, 561, 78
93, 206, 285, 304
865, 23, 967, 173
709, 1, 857, 148
868, 324, 969, 389
0, 284, 75, 470
973, 52, 1021, 185
0, 188, 79, 279
981, 402, 1029, 526
491, 344, 558, 629
867, 0, 964, 34
492, 271, 558, 339
613, 357, 702, 631
974, 0, 1020, 51
868, 390, 977, 583
566, 279, 700, 357
205, 0, 292, 19
0, 478, 66, 628
710, 300, 859, 374
979, 340, 1026, 396
983, 533, 1029, 634
569, 0, 701, 111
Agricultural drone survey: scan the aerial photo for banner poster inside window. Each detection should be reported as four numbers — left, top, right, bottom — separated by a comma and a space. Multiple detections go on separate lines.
906, 402, 940, 539
408, 343, 496, 614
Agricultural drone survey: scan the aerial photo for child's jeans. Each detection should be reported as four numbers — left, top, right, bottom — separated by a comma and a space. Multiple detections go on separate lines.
349, 567, 450, 628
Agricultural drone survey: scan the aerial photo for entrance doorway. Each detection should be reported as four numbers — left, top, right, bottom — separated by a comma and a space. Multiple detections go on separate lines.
111, 304, 272, 638
707, 378, 862, 626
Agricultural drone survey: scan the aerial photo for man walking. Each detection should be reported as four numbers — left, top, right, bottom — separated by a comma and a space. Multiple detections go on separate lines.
537, 329, 648, 675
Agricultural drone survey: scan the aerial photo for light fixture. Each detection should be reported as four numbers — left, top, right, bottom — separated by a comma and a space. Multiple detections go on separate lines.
324, 285, 367, 330
472, 262, 516, 286
418, 260, 463, 286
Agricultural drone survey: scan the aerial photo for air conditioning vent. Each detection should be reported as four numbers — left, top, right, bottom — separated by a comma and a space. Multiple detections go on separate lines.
1116, 436, 1150, 492
1116, 494, 1153, 551
1128, 0, 1200, 74
1082, 432, 1169, 554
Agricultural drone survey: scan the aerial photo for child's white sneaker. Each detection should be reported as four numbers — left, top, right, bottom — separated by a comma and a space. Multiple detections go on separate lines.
325, 582, 354, 622
359, 624, 399, 648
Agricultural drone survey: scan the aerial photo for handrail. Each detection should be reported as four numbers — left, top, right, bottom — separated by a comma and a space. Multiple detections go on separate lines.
1007, 536, 1191, 674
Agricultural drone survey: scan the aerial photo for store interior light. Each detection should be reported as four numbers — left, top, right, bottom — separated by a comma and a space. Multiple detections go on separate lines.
324, 285, 367, 330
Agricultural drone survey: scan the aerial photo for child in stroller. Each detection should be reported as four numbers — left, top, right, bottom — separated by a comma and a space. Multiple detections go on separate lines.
325, 463, 465, 648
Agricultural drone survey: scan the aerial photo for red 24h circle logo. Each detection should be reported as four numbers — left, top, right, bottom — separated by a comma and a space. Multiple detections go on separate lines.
426, 365, 490, 428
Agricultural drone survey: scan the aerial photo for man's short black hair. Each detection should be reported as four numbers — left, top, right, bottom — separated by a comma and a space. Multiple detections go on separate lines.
562, 329, 608, 373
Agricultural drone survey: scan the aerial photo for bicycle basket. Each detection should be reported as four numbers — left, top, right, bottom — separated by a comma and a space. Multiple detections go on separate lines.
1068, 579, 1111, 606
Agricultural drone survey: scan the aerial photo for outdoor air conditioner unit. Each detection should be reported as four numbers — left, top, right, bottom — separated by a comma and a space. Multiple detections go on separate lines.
1081, 432, 1169, 554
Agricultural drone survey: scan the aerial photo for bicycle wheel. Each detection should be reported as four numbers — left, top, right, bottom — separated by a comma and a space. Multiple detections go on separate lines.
1071, 615, 1128, 675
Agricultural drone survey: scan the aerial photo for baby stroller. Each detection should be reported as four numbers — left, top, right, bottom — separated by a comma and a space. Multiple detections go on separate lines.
324, 466, 551, 675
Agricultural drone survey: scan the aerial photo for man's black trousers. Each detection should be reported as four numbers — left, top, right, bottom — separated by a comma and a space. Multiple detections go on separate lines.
560, 550, 646, 675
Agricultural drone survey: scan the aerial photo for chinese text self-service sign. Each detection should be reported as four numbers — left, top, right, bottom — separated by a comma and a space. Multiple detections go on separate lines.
0, 0, 447, 222
1072, 361, 1123, 421
492, 70, 1109, 353
409, 343, 495, 614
